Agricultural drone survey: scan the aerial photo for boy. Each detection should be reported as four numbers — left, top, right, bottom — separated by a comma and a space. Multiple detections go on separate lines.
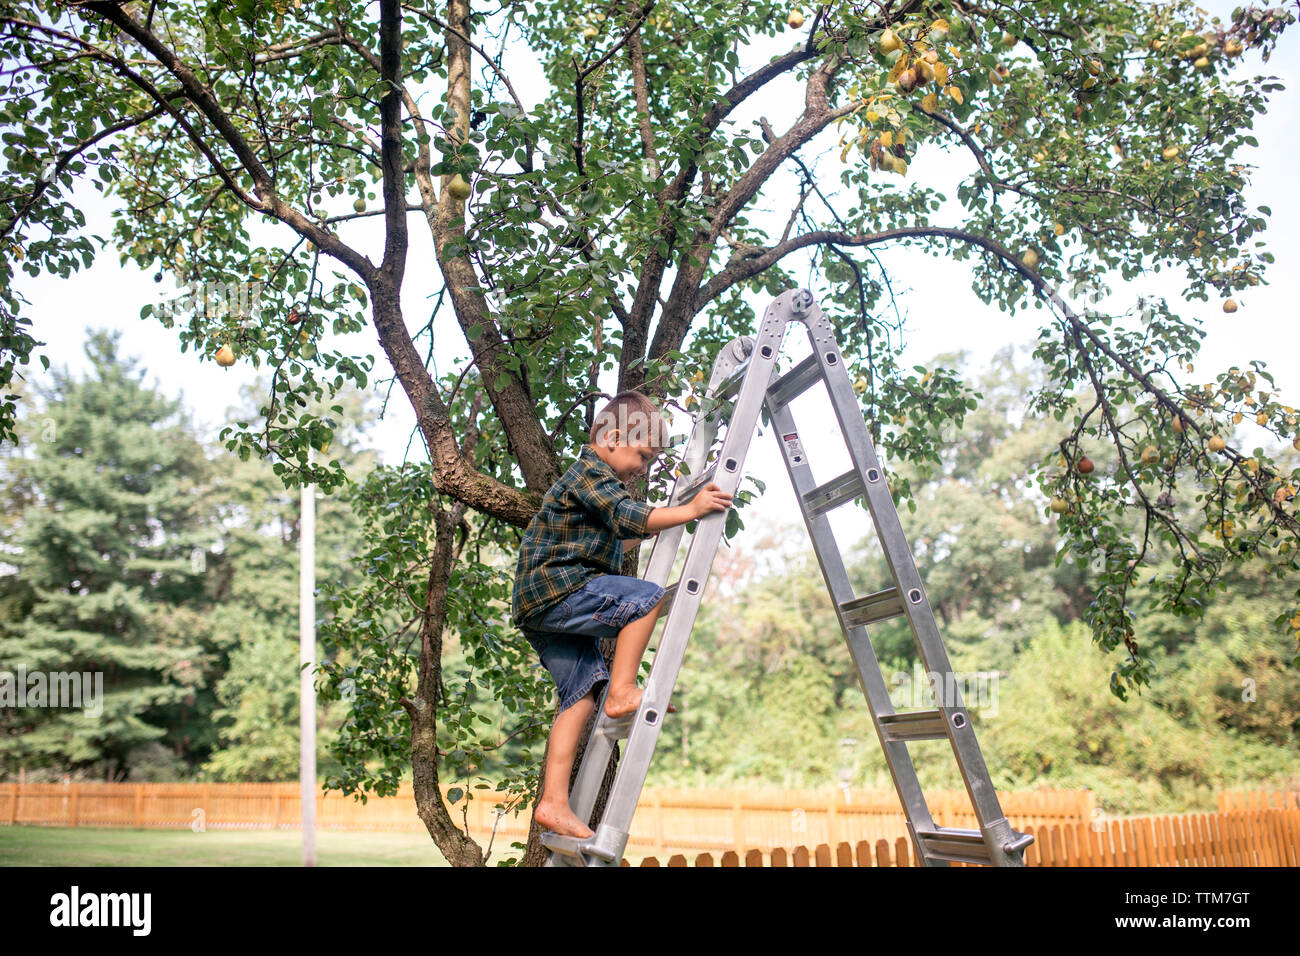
512, 390, 732, 839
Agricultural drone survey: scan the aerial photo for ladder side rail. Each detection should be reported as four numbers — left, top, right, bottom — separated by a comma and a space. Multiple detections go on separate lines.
799, 309, 1026, 863
580, 308, 793, 864
566, 336, 756, 830
641, 338, 750, 586
764, 393, 945, 866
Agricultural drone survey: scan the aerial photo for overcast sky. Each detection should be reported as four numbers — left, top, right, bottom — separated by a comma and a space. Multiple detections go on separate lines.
10, 1, 1297, 558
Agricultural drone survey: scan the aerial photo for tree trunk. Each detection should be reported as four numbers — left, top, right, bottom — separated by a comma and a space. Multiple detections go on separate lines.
401, 499, 486, 866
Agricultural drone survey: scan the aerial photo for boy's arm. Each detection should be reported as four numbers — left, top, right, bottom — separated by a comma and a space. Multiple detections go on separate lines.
572, 466, 733, 538
644, 484, 733, 532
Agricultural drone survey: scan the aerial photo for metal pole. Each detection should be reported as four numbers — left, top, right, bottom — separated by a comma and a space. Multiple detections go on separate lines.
300, 447, 317, 866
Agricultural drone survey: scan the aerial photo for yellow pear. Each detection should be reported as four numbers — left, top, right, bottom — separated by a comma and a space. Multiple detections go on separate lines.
788, 9, 804, 28
448, 173, 472, 201
215, 345, 236, 367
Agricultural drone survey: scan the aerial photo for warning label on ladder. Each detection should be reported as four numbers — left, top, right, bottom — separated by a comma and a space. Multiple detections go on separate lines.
782, 431, 805, 462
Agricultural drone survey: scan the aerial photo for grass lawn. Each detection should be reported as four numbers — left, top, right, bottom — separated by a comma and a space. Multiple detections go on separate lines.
0, 825, 459, 866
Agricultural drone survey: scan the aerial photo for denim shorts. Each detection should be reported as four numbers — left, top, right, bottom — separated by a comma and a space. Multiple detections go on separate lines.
520, 574, 667, 714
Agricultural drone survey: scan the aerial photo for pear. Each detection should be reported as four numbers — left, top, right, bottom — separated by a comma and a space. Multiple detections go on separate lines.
879, 28, 901, 54
448, 173, 472, 201
1222, 298, 1238, 313
788, 9, 804, 28
215, 345, 236, 367
1021, 249, 1039, 269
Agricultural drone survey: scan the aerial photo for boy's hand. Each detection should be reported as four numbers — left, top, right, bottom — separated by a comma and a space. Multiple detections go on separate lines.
689, 483, 733, 519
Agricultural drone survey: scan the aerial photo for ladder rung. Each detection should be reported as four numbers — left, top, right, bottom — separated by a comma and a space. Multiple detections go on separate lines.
539, 831, 616, 864
914, 827, 993, 865
803, 469, 865, 517
674, 463, 719, 503
599, 714, 635, 740
878, 710, 948, 742
765, 353, 822, 409
713, 362, 750, 401
660, 580, 678, 614
840, 587, 906, 628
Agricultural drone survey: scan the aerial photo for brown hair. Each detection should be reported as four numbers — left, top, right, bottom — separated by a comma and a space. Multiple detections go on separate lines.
589, 390, 670, 450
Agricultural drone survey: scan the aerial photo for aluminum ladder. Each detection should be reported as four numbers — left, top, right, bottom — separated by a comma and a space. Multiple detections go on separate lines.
541, 288, 1033, 867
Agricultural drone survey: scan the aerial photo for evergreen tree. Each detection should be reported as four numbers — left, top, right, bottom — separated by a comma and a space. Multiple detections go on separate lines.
0, 328, 222, 780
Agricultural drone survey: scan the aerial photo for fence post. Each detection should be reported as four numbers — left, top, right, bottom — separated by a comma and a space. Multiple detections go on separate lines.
69, 783, 78, 828
732, 794, 744, 855
7, 783, 16, 825
134, 785, 144, 829
652, 791, 664, 859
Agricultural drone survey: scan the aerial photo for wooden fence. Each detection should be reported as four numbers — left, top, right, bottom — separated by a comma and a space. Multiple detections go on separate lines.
0, 782, 1092, 857
625, 807, 1300, 867
2, 782, 1294, 865
1217, 790, 1300, 812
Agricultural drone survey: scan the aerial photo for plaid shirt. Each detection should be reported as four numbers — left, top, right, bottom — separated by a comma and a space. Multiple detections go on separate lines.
511, 444, 656, 628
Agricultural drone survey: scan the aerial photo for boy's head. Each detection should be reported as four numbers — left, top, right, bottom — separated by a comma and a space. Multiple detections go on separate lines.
589, 390, 670, 483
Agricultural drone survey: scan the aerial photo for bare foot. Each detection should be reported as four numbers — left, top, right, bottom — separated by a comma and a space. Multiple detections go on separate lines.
534, 800, 594, 839
603, 685, 675, 720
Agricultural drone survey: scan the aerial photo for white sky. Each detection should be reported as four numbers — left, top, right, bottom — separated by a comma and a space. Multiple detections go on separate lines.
11, 0, 1298, 557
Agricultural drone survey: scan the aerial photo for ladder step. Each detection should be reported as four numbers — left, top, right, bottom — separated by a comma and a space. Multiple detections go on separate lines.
765, 353, 822, 409
714, 363, 749, 401
914, 826, 993, 865
840, 587, 908, 628
878, 709, 948, 742
660, 580, 678, 614
802, 468, 865, 517
539, 831, 617, 865
599, 713, 635, 740
914, 826, 1034, 865
675, 463, 719, 503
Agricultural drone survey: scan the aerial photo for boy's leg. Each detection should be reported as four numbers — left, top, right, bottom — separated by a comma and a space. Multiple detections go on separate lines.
534, 688, 597, 838
604, 594, 666, 719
